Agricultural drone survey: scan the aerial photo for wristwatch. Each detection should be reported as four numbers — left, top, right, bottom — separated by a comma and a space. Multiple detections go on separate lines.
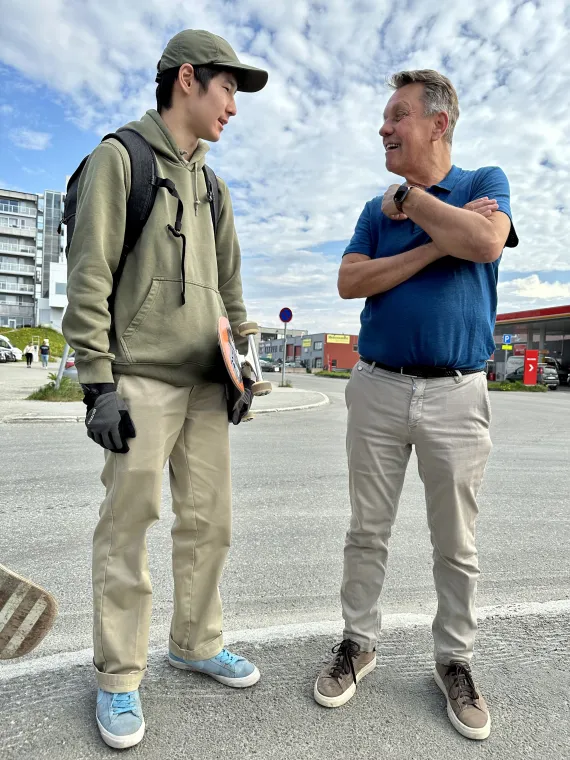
393, 183, 413, 213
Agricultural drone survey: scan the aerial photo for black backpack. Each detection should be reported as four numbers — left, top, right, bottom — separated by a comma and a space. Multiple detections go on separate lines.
59, 128, 220, 309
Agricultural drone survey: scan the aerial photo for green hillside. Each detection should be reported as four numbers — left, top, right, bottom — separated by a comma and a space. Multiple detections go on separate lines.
0, 327, 68, 358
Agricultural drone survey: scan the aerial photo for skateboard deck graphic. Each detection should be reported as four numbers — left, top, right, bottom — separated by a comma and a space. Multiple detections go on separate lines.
218, 316, 244, 394
0, 564, 58, 660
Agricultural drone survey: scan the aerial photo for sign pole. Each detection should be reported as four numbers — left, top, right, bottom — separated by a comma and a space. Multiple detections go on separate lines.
278, 307, 293, 386
281, 323, 287, 387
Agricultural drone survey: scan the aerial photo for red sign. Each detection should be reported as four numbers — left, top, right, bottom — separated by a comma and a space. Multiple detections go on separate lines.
523, 349, 539, 385
513, 343, 526, 356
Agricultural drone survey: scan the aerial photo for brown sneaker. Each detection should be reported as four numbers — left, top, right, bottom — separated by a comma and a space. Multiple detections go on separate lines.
434, 662, 491, 740
314, 639, 376, 708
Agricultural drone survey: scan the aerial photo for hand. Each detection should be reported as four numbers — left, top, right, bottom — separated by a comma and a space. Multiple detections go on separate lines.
230, 376, 253, 425
464, 197, 498, 218
84, 390, 136, 453
382, 184, 408, 221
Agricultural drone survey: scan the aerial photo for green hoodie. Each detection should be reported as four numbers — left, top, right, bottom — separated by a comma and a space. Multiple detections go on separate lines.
62, 109, 247, 387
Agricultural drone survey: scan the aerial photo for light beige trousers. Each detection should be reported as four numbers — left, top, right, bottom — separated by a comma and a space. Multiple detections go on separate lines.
92, 374, 231, 692
341, 362, 492, 664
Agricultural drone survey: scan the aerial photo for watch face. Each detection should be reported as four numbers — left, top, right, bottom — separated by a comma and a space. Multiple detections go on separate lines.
394, 185, 408, 203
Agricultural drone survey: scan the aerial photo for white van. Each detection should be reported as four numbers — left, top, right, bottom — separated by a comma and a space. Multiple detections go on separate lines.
0, 335, 23, 361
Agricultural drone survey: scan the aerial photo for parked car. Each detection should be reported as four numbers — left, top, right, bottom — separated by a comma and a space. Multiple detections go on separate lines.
0, 347, 16, 363
506, 364, 559, 390
0, 335, 22, 361
259, 358, 280, 373
62, 350, 78, 380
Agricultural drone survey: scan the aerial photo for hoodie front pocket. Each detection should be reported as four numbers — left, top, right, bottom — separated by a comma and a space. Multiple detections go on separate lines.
119, 278, 224, 367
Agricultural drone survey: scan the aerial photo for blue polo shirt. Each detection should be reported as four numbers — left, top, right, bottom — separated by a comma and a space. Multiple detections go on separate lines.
344, 165, 518, 369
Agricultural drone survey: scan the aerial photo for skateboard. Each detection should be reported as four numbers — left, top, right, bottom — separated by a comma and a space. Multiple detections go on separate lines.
218, 316, 254, 422
218, 318, 273, 422
0, 564, 58, 660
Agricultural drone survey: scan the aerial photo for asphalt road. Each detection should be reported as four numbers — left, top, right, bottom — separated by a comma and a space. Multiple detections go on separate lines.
1, 373, 569, 759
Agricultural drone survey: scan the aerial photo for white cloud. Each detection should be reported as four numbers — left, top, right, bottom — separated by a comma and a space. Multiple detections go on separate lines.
499, 274, 570, 306
1, 1, 570, 331
10, 128, 52, 151
0, 104, 14, 114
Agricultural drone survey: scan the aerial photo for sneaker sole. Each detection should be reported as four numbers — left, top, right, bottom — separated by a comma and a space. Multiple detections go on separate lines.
168, 655, 261, 688
313, 655, 377, 708
0, 564, 58, 660
96, 717, 146, 749
433, 669, 491, 741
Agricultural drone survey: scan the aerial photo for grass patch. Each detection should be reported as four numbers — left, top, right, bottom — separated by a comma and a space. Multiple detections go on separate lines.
0, 327, 67, 358
279, 380, 293, 388
487, 380, 548, 392
315, 370, 351, 379
26, 373, 83, 402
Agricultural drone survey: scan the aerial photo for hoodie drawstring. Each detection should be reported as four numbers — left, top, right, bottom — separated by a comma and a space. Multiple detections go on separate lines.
152, 177, 187, 304
193, 168, 201, 217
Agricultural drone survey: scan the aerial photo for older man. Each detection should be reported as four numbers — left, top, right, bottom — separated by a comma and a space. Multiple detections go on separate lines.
314, 70, 517, 740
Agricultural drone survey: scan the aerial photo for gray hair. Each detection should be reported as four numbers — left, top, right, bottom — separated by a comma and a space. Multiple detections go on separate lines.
388, 69, 459, 145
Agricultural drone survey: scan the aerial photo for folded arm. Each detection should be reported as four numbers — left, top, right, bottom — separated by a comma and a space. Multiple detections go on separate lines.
401, 188, 512, 263
338, 243, 444, 299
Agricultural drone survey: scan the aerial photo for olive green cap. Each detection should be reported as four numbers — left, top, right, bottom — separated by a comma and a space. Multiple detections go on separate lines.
157, 29, 268, 93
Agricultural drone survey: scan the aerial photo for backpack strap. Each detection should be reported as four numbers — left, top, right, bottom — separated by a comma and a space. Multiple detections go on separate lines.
203, 164, 221, 237
100, 128, 158, 313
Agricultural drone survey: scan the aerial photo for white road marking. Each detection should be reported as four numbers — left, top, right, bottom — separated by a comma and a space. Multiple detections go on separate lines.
0, 598, 568, 682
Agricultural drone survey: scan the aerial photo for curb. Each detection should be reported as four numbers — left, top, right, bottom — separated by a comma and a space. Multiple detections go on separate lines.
0, 393, 330, 424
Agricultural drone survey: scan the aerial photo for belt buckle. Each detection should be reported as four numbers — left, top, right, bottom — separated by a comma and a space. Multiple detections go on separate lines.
400, 367, 421, 379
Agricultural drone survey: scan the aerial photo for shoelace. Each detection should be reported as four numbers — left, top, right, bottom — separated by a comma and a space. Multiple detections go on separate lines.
215, 648, 240, 667
446, 662, 479, 707
111, 691, 138, 716
328, 639, 360, 684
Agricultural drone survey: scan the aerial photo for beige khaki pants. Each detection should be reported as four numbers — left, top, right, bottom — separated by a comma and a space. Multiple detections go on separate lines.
92, 374, 231, 693
341, 362, 492, 664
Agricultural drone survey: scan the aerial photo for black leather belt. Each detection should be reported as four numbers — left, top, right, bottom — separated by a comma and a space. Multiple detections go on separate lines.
359, 357, 484, 379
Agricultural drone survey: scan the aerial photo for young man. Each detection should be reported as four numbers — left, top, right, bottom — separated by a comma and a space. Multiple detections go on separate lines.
313, 70, 517, 741
63, 30, 268, 749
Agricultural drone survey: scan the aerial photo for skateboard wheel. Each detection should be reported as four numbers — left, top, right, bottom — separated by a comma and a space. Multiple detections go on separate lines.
252, 380, 272, 397
238, 321, 259, 337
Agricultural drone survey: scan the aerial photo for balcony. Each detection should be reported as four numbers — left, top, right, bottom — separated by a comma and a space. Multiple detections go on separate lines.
0, 222, 36, 239
0, 303, 35, 318
0, 281, 35, 295
0, 241, 37, 256
0, 202, 36, 217
0, 261, 35, 276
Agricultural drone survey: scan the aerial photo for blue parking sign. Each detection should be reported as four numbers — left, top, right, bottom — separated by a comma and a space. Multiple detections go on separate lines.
502, 334, 512, 345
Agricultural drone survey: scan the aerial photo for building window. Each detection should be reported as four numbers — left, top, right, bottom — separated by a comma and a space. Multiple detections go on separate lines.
331, 359, 337, 367
314, 341, 323, 350
353, 344, 358, 352
55, 282, 66, 295
314, 358, 323, 369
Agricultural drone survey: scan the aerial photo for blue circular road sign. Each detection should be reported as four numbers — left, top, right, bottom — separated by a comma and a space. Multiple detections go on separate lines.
279, 307, 293, 323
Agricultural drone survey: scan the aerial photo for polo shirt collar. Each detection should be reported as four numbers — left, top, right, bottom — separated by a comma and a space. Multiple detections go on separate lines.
431, 165, 461, 192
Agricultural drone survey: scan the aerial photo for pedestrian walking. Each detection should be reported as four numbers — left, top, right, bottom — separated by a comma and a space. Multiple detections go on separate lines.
39, 340, 50, 368
24, 343, 34, 367
314, 69, 518, 741
62, 29, 267, 750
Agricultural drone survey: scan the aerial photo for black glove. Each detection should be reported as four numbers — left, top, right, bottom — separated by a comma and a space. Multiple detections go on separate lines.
230, 375, 253, 425
82, 384, 136, 454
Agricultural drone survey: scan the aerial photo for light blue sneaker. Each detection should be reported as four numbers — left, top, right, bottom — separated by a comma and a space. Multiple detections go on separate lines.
168, 647, 260, 688
96, 688, 145, 749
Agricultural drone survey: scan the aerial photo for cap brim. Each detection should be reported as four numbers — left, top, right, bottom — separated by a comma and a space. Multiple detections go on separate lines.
211, 61, 268, 93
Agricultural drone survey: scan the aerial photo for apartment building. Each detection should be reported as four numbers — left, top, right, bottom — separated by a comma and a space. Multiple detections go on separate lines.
0, 188, 66, 329
0, 190, 38, 328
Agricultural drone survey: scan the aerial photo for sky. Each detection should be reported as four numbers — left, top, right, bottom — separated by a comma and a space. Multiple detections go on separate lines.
0, 0, 569, 334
